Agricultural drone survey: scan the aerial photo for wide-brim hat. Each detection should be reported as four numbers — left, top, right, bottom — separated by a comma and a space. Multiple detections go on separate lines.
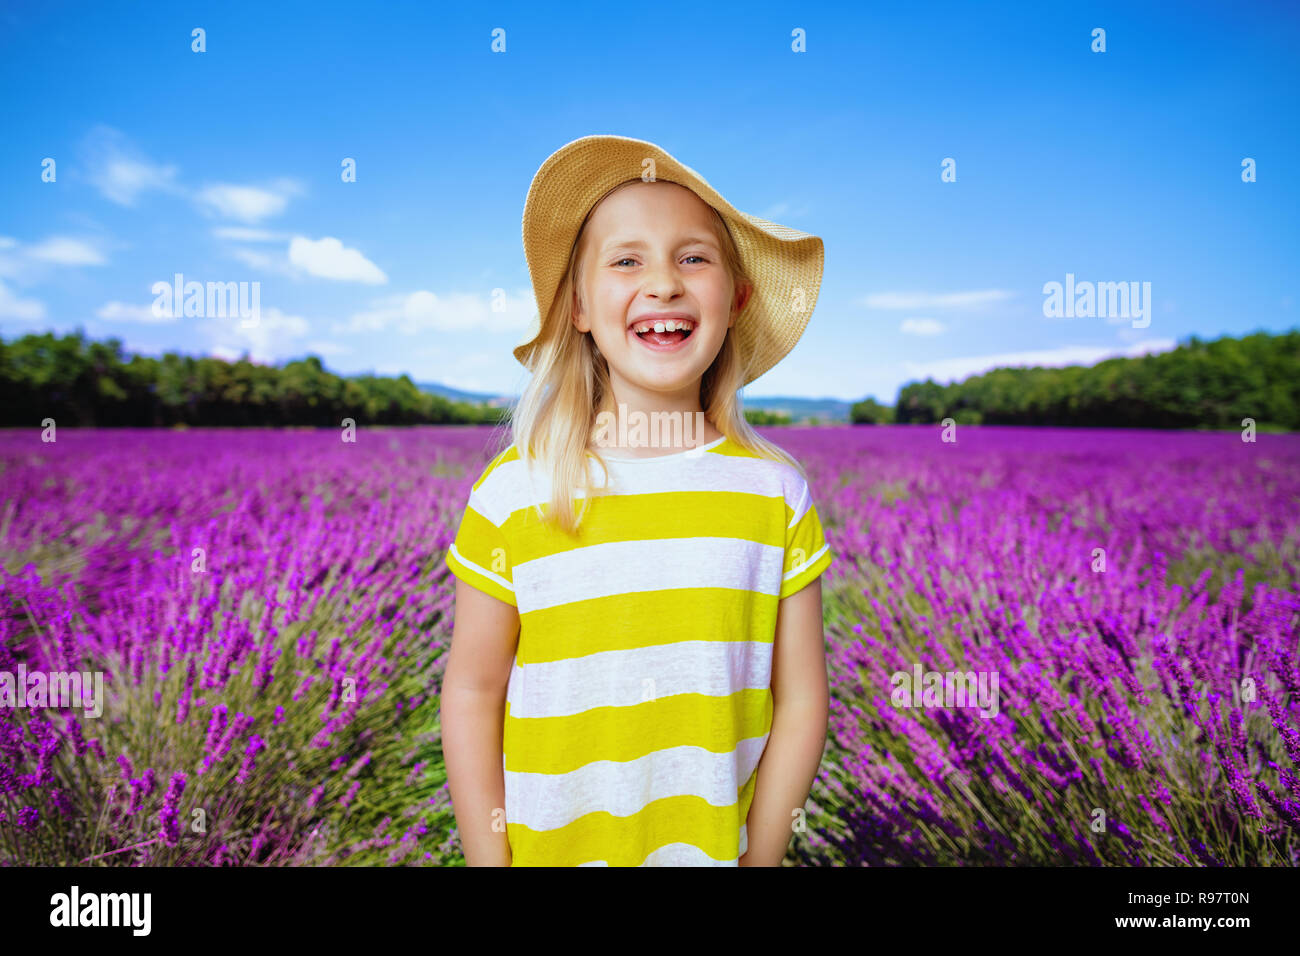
514, 134, 824, 387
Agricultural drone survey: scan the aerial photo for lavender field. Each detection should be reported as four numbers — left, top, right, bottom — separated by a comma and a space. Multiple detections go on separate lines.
1, 425, 1298, 866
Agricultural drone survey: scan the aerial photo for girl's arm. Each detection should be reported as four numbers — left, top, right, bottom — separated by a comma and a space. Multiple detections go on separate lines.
738, 576, 830, 866
440, 576, 520, 866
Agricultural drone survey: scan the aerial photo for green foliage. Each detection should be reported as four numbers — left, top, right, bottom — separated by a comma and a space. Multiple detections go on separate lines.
744, 408, 793, 425
849, 397, 894, 424
0, 329, 507, 427
892, 329, 1300, 429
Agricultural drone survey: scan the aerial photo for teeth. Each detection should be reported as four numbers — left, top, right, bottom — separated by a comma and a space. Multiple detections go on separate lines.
633, 319, 693, 334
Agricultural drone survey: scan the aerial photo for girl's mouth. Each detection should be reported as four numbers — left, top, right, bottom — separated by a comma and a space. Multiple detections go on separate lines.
630, 322, 694, 352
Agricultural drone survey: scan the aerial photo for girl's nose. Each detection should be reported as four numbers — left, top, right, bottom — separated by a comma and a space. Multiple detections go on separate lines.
642, 262, 685, 299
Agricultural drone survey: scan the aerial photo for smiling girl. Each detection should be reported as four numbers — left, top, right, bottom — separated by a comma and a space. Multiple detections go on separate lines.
439, 135, 832, 866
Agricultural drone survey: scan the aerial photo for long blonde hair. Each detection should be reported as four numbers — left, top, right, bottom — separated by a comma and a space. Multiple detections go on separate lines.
495, 178, 808, 535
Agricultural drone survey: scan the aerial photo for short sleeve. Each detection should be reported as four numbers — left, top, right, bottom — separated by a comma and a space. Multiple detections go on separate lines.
780, 476, 832, 599
445, 466, 517, 607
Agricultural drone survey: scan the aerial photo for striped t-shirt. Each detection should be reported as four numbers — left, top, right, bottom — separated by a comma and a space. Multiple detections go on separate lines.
444, 433, 833, 866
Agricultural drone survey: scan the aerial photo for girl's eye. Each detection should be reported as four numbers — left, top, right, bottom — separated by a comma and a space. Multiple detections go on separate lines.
613, 255, 708, 267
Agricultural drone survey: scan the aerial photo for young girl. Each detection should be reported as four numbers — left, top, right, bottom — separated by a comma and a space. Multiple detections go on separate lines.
440, 134, 832, 866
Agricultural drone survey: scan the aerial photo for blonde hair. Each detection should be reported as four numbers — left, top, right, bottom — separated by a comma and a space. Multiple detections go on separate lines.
493, 178, 808, 535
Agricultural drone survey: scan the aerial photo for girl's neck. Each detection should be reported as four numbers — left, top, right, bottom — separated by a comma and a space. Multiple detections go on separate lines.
591, 396, 723, 458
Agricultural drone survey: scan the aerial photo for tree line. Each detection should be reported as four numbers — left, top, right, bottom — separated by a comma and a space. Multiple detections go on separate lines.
6, 327, 1295, 430
0, 329, 504, 427
0, 329, 808, 429
851, 329, 1300, 430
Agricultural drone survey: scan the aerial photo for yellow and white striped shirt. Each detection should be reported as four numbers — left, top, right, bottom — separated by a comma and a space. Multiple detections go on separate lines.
445, 434, 833, 866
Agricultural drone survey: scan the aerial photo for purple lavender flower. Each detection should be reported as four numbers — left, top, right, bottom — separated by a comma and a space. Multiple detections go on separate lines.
235, 734, 267, 785
159, 772, 187, 848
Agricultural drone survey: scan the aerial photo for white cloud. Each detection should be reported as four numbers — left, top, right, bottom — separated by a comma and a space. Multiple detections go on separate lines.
288, 236, 387, 284
97, 157, 180, 206
82, 125, 182, 206
225, 237, 384, 283
862, 290, 1015, 310
902, 339, 1177, 384
229, 247, 298, 277
338, 287, 534, 334
195, 179, 302, 223
96, 300, 177, 324
0, 281, 46, 320
0, 235, 109, 278
212, 227, 287, 242
81, 126, 306, 238
26, 237, 106, 266
900, 317, 945, 336
198, 305, 312, 364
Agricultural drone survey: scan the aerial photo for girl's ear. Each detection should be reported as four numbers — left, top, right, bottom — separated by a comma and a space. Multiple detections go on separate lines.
730, 280, 753, 327
571, 286, 589, 333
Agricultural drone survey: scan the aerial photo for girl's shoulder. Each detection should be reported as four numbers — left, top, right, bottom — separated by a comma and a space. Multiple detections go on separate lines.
704, 438, 811, 502
462, 442, 531, 525
470, 442, 523, 493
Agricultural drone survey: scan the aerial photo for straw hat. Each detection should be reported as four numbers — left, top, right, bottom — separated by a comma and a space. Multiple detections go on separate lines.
514, 134, 824, 387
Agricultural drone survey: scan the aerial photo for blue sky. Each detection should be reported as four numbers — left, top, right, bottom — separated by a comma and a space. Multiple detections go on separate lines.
1, 0, 1296, 403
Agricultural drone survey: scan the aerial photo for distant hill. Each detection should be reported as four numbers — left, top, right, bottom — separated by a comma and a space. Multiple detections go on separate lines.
414, 382, 851, 423
740, 395, 852, 423
414, 382, 513, 408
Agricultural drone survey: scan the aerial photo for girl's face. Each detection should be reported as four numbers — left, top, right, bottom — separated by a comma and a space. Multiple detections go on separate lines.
573, 180, 750, 404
